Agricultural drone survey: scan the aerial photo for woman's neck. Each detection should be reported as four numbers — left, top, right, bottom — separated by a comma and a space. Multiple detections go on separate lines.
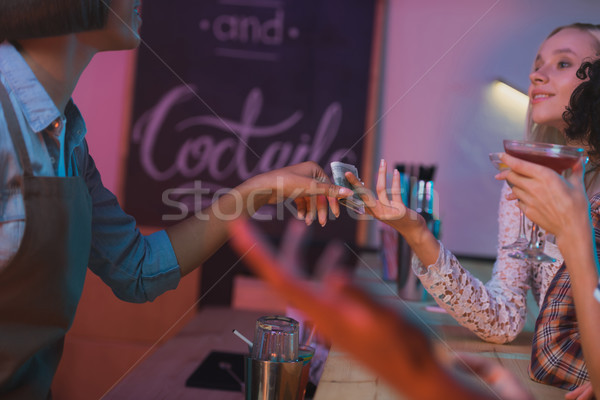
15, 36, 96, 114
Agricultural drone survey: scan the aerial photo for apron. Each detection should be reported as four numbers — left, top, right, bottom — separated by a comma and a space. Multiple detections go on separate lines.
0, 83, 92, 399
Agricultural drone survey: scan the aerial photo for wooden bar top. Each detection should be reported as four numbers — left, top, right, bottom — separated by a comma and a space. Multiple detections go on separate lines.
312, 303, 566, 400
312, 253, 568, 400
105, 253, 569, 399
103, 307, 267, 400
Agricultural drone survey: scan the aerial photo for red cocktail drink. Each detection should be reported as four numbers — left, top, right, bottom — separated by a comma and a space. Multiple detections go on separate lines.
504, 149, 580, 173
503, 140, 584, 173
501, 140, 584, 263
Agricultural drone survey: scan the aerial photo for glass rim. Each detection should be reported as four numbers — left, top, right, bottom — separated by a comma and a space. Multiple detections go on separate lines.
503, 140, 585, 157
257, 315, 299, 333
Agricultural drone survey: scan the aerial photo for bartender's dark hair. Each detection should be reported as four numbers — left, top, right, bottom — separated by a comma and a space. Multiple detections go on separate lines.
0, 0, 111, 41
564, 59, 600, 159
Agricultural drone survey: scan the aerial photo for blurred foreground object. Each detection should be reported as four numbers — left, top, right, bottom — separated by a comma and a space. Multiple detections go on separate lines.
228, 219, 534, 400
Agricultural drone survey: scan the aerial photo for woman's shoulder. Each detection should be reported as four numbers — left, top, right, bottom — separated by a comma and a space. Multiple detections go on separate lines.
589, 193, 600, 230
590, 192, 600, 210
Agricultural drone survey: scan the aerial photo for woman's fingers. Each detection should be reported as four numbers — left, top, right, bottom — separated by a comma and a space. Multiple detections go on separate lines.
498, 169, 536, 191
506, 185, 533, 207
376, 159, 391, 206
566, 157, 586, 189
391, 169, 402, 205
346, 171, 377, 209
499, 153, 546, 178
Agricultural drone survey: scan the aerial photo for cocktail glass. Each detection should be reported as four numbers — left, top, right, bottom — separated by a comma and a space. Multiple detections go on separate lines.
489, 152, 529, 251
503, 140, 585, 263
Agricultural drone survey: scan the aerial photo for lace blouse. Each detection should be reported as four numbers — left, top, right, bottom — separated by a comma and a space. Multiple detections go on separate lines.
412, 183, 564, 344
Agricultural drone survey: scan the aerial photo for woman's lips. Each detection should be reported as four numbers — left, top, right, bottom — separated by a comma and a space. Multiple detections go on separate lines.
530, 92, 553, 104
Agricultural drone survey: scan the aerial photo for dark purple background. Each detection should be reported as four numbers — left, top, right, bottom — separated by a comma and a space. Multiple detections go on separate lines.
123, 0, 376, 304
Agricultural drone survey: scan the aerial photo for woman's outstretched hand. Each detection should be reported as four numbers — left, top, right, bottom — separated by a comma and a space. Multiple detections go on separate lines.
345, 159, 424, 233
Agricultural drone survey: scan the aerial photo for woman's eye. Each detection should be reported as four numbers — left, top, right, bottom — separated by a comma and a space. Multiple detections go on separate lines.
557, 61, 571, 69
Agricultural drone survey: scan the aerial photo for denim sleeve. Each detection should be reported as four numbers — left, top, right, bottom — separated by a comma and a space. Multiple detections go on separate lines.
77, 140, 181, 302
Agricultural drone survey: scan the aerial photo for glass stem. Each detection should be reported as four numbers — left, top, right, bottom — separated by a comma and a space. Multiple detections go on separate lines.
527, 223, 543, 251
517, 208, 527, 241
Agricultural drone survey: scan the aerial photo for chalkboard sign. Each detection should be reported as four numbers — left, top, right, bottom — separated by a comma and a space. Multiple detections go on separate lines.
124, 0, 379, 303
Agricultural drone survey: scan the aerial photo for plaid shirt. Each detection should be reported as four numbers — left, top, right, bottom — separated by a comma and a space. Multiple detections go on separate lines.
529, 193, 600, 390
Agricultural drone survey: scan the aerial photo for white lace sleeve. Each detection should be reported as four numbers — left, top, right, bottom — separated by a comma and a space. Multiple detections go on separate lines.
412, 183, 531, 344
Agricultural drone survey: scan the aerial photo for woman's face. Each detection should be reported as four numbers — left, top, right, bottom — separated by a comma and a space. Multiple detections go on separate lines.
78, 0, 142, 51
528, 28, 599, 131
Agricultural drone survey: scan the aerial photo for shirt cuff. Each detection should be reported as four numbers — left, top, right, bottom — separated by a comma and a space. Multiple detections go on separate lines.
141, 230, 181, 301
411, 240, 444, 276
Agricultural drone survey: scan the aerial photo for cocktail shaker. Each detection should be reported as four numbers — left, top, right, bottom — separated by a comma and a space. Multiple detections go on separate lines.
245, 316, 307, 400
244, 357, 304, 400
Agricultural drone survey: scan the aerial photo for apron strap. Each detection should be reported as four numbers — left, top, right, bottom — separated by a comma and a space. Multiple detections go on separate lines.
0, 81, 34, 177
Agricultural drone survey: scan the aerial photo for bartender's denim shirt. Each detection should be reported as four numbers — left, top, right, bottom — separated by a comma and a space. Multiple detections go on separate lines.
0, 42, 180, 302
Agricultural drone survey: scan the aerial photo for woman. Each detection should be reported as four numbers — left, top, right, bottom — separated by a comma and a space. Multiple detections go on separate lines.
498, 59, 600, 400
345, 23, 600, 390
498, 58, 600, 399
0, 1, 351, 398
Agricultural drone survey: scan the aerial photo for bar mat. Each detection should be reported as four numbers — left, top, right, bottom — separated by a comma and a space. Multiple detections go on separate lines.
186, 351, 245, 392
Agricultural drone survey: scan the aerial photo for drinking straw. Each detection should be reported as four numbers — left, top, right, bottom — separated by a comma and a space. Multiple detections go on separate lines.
232, 329, 253, 350
304, 324, 317, 346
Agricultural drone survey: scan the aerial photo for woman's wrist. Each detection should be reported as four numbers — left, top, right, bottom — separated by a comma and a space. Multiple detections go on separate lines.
388, 210, 428, 241
555, 212, 593, 252
388, 212, 440, 267
556, 219, 598, 278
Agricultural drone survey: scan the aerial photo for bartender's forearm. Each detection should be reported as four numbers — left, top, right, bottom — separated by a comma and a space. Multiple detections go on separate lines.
166, 180, 270, 276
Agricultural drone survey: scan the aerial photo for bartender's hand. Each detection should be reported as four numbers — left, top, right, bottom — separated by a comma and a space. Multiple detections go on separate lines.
169, 161, 352, 276
495, 154, 590, 243
240, 161, 353, 227
345, 159, 425, 233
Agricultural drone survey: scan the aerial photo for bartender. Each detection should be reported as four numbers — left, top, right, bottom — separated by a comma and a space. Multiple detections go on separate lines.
0, 1, 351, 398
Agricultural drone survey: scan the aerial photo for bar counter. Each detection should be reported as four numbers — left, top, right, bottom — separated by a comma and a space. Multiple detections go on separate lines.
105, 253, 569, 399
312, 253, 567, 399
